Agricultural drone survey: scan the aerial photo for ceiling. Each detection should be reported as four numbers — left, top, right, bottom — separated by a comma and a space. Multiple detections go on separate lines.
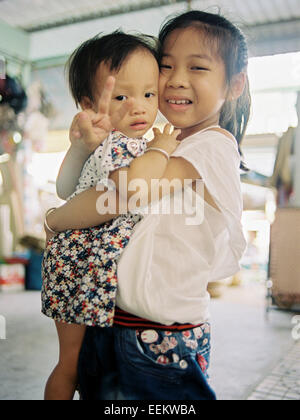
0, 0, 300, 62
0, 0, 300, 32
1, 0, 298, 134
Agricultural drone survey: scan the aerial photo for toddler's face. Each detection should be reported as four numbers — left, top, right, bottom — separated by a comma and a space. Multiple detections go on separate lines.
95, 50, 159, 138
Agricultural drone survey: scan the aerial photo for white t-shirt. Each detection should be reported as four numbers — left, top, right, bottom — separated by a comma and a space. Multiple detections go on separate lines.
116, 127, 247, 325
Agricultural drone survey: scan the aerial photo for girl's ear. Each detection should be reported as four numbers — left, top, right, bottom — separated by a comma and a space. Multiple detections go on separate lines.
80, 96, 94, 111
230, 72, 247, 100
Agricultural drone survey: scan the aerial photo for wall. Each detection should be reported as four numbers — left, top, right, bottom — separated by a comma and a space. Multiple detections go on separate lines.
0, 19, 30, 84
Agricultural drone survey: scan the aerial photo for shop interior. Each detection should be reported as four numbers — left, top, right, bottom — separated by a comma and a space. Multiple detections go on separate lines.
0, 0, 300, 401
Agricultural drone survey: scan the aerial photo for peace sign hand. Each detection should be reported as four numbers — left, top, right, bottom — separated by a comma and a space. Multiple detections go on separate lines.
69, 76, 133, 154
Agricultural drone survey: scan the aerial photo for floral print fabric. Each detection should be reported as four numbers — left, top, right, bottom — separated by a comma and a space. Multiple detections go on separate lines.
41, 132, 147, 327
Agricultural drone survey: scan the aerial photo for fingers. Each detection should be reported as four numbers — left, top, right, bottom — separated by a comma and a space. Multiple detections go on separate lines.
153, 125, 181, 139
146, 138, 156, 148
97, 76, 115, 115
84, 108, 100, 124
70, 113, 83, 140
70, 112, 80, 130
173, 129, 182, 140
76, 112, 94, 140
153, 127, 162, 136
162, 124, 181, 138
150, 124, 181, 155
72, 130, 81, 139
163, 123, 172, 135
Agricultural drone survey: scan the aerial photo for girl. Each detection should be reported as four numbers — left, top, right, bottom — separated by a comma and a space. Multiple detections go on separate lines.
41, 31, 180, 400
45, 10, 251, 400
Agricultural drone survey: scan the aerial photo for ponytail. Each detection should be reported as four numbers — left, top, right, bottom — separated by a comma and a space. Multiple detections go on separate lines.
220, 77, 251, 171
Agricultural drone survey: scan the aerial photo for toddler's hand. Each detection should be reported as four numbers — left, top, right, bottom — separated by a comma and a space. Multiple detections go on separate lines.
69, 109, 112, 154
150, 124, 181, 156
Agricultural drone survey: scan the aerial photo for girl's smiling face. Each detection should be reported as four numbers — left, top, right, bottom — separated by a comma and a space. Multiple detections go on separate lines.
159, 27, 229, 139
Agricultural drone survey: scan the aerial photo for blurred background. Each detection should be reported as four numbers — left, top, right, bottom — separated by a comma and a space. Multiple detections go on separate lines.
0, 0, 300, 401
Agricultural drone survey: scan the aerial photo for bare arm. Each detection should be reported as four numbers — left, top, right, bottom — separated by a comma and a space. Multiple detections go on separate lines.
110, 125, 182, 201
47, 145, 172, 232
56, 142, 91, 200
48, 186, 120, 231
46, 126, 204, 234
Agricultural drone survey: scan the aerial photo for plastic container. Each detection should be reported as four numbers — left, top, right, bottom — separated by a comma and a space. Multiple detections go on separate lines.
25, 250, 43, 291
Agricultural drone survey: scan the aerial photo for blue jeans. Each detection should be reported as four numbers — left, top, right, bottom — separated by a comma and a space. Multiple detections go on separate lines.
78, 325, 216, 400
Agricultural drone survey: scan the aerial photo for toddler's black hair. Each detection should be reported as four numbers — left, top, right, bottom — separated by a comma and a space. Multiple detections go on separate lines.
67, 30, 159, 108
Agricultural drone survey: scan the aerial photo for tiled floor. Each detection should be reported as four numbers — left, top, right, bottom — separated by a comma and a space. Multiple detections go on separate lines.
248, 340, 300, 400
0, 284, 298, 400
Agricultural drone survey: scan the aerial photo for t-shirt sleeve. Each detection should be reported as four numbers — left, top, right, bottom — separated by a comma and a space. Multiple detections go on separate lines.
171, 131, 247, 275
172, 131, 242, 214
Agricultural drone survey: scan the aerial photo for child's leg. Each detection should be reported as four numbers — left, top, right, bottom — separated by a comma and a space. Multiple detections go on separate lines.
44, 321, 86, 400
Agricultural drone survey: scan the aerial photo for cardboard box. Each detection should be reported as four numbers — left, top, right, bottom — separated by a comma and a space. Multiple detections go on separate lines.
270, 208, 300, 307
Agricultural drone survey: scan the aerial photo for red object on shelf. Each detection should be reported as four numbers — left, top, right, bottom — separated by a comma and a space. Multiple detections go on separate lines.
0, 258, 27, 292
3, 257, 29, 265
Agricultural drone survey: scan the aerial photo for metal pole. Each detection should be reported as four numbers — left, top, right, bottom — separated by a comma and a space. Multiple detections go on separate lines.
293, 92, 300, 206
186, 0, 192, 10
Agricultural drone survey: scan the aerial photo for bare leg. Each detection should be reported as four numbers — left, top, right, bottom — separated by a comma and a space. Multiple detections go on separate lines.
44, 321, 86, 400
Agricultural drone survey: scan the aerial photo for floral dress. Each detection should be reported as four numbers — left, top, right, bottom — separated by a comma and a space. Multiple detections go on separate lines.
41, 131, 147, 327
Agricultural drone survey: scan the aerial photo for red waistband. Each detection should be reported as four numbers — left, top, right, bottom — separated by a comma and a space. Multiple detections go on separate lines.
113, 307, 203, 331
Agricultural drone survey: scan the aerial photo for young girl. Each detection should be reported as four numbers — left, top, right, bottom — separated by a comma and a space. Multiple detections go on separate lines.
41, 31, 180, 400
45, 10, 251, 400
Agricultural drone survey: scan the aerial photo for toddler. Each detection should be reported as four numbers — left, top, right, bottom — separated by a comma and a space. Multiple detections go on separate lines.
41, 31, 160, 400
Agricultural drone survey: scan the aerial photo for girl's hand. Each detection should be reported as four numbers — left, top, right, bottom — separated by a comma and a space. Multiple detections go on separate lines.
150, 124, 181, 156
69, 76, 133, 154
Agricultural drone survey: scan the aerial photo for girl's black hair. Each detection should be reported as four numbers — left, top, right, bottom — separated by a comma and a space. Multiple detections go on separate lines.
67, 30, 159, 108
159, 10, 251, 171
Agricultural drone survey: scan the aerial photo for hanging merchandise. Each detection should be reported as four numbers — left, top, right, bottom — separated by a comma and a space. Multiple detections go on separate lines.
0, 74, 27, 114
270, 127, 295, 207
0, 204, 13, 257
0, 74, 27, 155
0, 75, 27, 255
0, 71, 56, 249
20, 81, 56, 232
23, 81, 55, 153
